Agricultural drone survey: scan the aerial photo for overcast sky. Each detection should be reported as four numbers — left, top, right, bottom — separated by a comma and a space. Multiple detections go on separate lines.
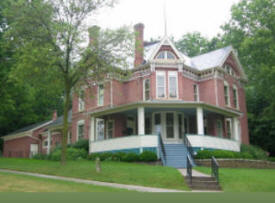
91, 0, 240, 41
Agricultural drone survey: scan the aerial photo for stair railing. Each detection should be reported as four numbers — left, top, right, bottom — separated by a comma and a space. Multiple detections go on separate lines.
183, 134, 195, 160
158, 133, 166, 165
186, 155, 192, 184
211, 156, 219, 183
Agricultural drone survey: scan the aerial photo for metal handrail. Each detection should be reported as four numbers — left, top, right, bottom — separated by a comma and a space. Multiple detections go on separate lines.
183, 134, 195, 160
158, 133, 166, 165
211, 156, 219, 183
186, 155, 192, 184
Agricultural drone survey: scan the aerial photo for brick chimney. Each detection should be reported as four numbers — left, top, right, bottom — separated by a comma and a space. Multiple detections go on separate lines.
52, 110, 57, 121
88, 25, 100, 46
134, 23, 145, 67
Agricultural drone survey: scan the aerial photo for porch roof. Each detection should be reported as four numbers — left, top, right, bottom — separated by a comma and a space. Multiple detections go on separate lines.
87, 100, 242, 117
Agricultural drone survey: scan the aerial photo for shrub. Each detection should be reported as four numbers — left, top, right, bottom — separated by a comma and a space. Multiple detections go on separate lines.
139, 151, 157, 162
70, 139, 89, 152
121, 152, 140, 162
195, 150, 254, 159
49, 148, 87, 161
268, 157, 275, 162
241, 144, 268, 160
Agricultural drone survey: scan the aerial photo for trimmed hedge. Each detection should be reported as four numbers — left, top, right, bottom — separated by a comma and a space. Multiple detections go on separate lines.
87, 151, 158, 162
68, 139, 89, 152
195, 150, 254, 159
240, 144, 268, 160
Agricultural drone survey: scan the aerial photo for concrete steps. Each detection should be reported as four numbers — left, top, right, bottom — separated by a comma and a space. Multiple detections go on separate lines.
185, 176, 222, 191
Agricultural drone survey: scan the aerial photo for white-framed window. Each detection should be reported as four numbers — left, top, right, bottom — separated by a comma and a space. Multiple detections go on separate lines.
226, 119, 232, 139
98, 84, 104, 106
233, 85, 239, 109
67, 132, 72, 144
225, 64, 235, 76
143, 78, 150, 101
77, 120, 85, 141
106, 120, 114, 139
156, 51, 176, 60
224, 82, 230, 106
126, 116, 136, 135
193, 84, 199, 101
216, 120, 223, 137
78, 90, 85, 112
156, 71, 166, 98
168, 71, 178, 98
96, 119, 105, 141
43, 139, 48, 148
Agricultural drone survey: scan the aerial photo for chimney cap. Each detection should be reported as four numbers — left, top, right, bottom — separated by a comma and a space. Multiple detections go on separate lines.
134, 23, 145, 30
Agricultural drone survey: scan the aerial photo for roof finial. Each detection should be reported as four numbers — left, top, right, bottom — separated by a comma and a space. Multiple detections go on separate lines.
163, 0, 167, 36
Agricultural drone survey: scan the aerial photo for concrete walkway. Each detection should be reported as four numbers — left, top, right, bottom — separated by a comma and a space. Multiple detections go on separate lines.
0, 169, 186, 193
178, 169, 211, 177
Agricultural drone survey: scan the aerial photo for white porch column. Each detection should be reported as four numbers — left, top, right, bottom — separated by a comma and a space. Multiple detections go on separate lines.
196, 107, 204, 135
90, 117, 95, 153
233, 117, 240, 142
138, 107, 145, 135
47, 130, 51, 155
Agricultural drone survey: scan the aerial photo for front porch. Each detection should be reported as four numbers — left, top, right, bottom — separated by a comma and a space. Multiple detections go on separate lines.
89, 102, 242, 155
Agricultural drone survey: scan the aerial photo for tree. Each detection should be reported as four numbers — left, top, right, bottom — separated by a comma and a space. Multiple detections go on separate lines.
220, 0, 275, 155
175, 32, 221, 57
3, 0, 132, 164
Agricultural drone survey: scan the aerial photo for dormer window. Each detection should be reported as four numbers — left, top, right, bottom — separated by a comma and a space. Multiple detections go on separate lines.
156, 51, 176, 60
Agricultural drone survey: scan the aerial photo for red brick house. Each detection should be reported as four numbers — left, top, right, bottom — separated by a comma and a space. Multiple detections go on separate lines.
3, 23, 249, 168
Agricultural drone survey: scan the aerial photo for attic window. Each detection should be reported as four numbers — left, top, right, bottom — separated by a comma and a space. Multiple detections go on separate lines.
156, 51, 176, 60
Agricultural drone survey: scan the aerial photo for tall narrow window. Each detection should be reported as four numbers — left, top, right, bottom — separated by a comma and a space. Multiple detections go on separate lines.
226, 119, 232, 139
96, 119, 105, 141
224, 83, 230, 106
106, 120, 114, 139
193, 84, 199, 101
166, 113, 174, 138
168, 72, 178, 98
77, 121, 85, 140
143, 79, 150, 101
156, 71, 166, 98
145, 115, 152, 134
233, 86, 239, 109
98, 84, 104, 106
78, 90, 85, 112
178, 114, 183, 138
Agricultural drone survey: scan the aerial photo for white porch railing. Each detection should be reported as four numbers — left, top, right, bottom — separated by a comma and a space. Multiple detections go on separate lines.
90, 135, 158, 154
186, 134, 241, 152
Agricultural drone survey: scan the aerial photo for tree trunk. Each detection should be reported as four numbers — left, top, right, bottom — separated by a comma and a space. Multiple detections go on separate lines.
61, 81, 71, 165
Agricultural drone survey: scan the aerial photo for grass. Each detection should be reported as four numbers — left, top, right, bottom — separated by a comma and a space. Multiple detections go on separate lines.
0, 158, 188, 190
195, 166, 275, 192
0, 172, 131, 192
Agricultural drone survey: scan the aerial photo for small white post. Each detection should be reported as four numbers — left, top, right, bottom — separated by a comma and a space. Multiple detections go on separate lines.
233, 117, 240, 141
196, 107, 204, 135
138, 107, 145, 135
90, 116, 95, 154
47, 130, 51, 155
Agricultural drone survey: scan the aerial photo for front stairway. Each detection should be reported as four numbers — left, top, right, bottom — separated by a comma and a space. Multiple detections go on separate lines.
160, 144, 193, 168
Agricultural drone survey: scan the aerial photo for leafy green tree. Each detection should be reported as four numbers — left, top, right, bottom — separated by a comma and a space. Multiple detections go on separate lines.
221, 0, 275, 155
3, 0, 132, 164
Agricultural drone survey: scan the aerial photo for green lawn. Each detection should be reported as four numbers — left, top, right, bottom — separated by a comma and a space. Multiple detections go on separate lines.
195, 167, 275, 192
0, 158, 188, 190
0, 172, 130, 192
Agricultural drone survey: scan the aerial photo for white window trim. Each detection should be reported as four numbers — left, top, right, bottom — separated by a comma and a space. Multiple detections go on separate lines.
77, 120, 85, 141
78, 90, 85, 112
106, 120, 115, 139
156, 51, 176, 60
224, 81, 231, 107
168, 71, 178, 99
226, 118, 233, 139
233, 85, 239, 110
97, 84, 104, 107
143, 78, 150, 101
156, 71, 166, 99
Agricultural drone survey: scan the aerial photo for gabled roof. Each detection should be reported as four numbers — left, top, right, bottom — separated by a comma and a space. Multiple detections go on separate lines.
189, 46, 233, 70
47, 110, 72, 129
5, 120, 52, 137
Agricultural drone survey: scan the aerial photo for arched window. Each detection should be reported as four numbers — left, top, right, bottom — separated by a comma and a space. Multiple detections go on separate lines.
156, 51, 176, 60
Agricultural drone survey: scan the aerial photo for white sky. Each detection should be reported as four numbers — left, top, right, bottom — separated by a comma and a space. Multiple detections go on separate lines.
91, 0, 241, 41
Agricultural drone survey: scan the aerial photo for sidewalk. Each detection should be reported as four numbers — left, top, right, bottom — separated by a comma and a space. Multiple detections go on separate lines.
0, 169, 185, 193
178, 169, 211, 177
